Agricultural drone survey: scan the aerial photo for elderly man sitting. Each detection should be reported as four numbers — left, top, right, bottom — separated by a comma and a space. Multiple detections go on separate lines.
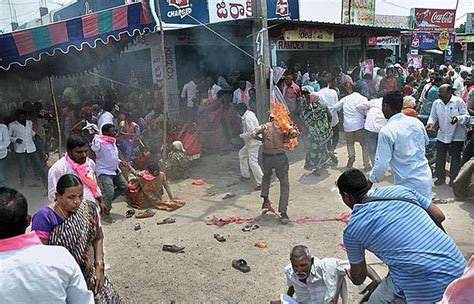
273, 245, 380, 304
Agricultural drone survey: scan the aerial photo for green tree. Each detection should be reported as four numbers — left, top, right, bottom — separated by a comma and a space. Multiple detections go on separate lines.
455, 23, 465, 33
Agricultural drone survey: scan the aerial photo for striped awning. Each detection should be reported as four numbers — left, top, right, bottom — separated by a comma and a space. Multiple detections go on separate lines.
0, 2, 155, 72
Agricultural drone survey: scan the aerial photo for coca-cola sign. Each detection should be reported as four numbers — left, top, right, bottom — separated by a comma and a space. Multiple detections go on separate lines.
412, 8, 456, 32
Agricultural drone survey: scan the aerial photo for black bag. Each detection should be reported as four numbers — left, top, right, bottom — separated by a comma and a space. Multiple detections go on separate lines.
362, 196, 446, 233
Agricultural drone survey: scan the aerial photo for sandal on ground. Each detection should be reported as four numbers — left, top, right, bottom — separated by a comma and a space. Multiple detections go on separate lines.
162, 244, 185, 253
232, 259, 250, 273
157, 218, 176, 225
134, 223, 141, 231
242, 224, 259, 232
214, 233, 226, 242
135, 209, 155, 219
126, 209, 135, 218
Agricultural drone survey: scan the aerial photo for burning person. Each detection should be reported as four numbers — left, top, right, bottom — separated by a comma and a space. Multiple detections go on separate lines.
250, 102, 299, 224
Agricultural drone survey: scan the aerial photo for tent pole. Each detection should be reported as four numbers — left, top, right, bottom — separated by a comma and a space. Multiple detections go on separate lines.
48, 76, 63, 155
155, 1, 168, 160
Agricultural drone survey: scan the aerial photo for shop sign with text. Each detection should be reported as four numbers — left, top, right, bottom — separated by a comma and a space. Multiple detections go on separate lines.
411, 8, 456, 32
342, 0, 375, 26
368, 36, 400, 46
159, 0, 209, 24
284, 28, 334, 42
374, 14, 411, 29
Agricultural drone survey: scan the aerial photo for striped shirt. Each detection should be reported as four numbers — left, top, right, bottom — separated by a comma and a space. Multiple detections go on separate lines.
343, 186, 466, 302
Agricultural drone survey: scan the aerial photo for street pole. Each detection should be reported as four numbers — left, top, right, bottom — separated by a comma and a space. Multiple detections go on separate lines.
253, 0, 270, 123
155, 1, 169, 160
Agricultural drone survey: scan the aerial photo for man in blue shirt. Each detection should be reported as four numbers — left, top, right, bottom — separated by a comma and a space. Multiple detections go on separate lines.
336, 169, 466, 303
369, 91, 432, 199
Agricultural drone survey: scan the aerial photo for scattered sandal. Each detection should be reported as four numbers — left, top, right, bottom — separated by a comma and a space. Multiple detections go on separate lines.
214, 233, 226, 242
126, 209, 135, 218
232, 259, 250, 273
222, 193, 236, 200
157, 218, 176, 225
162, 244, 185, 253
241, 224, 259, 232
134, 223, 141, 231
135, 209, 155, 219
255, 241, 267, 249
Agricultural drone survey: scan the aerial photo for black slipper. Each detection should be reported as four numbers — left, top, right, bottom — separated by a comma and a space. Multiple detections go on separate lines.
214, 233, 226, 242
232, 259, 250, 273
126, 209, 135, 218
162, 244, 185, 253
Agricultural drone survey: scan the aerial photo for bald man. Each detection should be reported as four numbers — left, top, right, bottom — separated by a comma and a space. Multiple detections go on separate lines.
275, 245, 380, 304
427, 84, 470, 186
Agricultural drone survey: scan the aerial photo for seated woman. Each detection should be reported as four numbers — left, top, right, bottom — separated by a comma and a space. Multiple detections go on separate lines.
31, 174, 119, 303
161, 141, 191, 180
126, 161, 185, 211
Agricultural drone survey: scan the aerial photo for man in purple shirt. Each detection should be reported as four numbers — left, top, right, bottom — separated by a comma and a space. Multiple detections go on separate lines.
91, 124, 127, 223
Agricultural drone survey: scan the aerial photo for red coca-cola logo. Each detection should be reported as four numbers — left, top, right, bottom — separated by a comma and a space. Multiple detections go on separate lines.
430, 11, 454, 24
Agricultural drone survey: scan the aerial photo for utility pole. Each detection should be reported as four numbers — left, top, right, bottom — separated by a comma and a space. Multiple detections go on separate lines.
252, 0, 270, 123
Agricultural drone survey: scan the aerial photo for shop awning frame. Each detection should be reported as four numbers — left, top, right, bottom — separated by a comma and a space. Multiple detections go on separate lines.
0, 2, 156, 72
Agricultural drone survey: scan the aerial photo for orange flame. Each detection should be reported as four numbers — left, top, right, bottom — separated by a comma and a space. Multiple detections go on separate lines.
269, 99, 298, 150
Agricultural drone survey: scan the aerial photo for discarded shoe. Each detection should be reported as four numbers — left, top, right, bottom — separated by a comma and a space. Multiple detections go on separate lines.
162, 244, 185, 253
222, 193, 236, 200
242, 224, 259, 232
255, 241, 267, 249
135, 209, 155, 219
157, 218, 176, 225
126, 209, 135, 218
134, 223, 141, 231
214, 233, 226, 242
232, 259, 250, 273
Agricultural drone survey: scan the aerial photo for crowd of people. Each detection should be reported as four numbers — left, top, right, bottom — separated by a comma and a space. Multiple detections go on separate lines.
1, 57, 474, 303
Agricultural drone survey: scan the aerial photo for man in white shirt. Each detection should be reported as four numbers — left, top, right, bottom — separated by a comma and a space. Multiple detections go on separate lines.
237, 103, 263, 190
233, 80, 250, 105
374, 69, 385, 93
9, 109, 47, 188
279, 245, 380, 304
453, 71, 468, 97
332, 85, 371, 170
48, 134, 105, 212
0, 187, 94, 304
98, 100, 118, 132
181, 78, 198, 121
207, 76, 222, 104
0, 120, 10, 187
356, 97, 387, 166
427, 84, 470, 186
369, 91, 432, 199
316, 78, 340, 160
91, 124, 128, 222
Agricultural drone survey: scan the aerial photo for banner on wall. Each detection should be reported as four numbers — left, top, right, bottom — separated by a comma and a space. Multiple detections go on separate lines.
411, 8, 456, 32
407, 54, 423, 68
410, 32, 455, 51
342, 0, 376, 25
158, 0, 210, 24
367, 36, 400, 46
374, 14, 411, 29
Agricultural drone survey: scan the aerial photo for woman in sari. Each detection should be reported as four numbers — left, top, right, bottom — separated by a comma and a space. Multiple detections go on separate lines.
31, 174, 119, 303
302, 92, 333, 173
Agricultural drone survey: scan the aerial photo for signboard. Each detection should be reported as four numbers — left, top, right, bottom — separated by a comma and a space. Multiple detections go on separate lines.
437, 31, 450, 51
361, 59, 374, 76
208, 0, 252, 23
444, 45, 453, 63
456, 35, 474, 43
407, 54, 423, 68
159, 0, 210, 24
368, 36, 400, 46
411, 8, 456, 32
374, 14, 411, 29
267, 0, 299, 20
342, 0, 375, 25
160, 0, 299, 24
410, 32, 455, 50
284, 29, 334, 42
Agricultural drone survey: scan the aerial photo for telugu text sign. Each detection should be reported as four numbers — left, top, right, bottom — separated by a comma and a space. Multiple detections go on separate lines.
208, 0, 252, 23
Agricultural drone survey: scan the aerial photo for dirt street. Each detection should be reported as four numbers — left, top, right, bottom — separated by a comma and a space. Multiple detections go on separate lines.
19, 138, 474, 303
